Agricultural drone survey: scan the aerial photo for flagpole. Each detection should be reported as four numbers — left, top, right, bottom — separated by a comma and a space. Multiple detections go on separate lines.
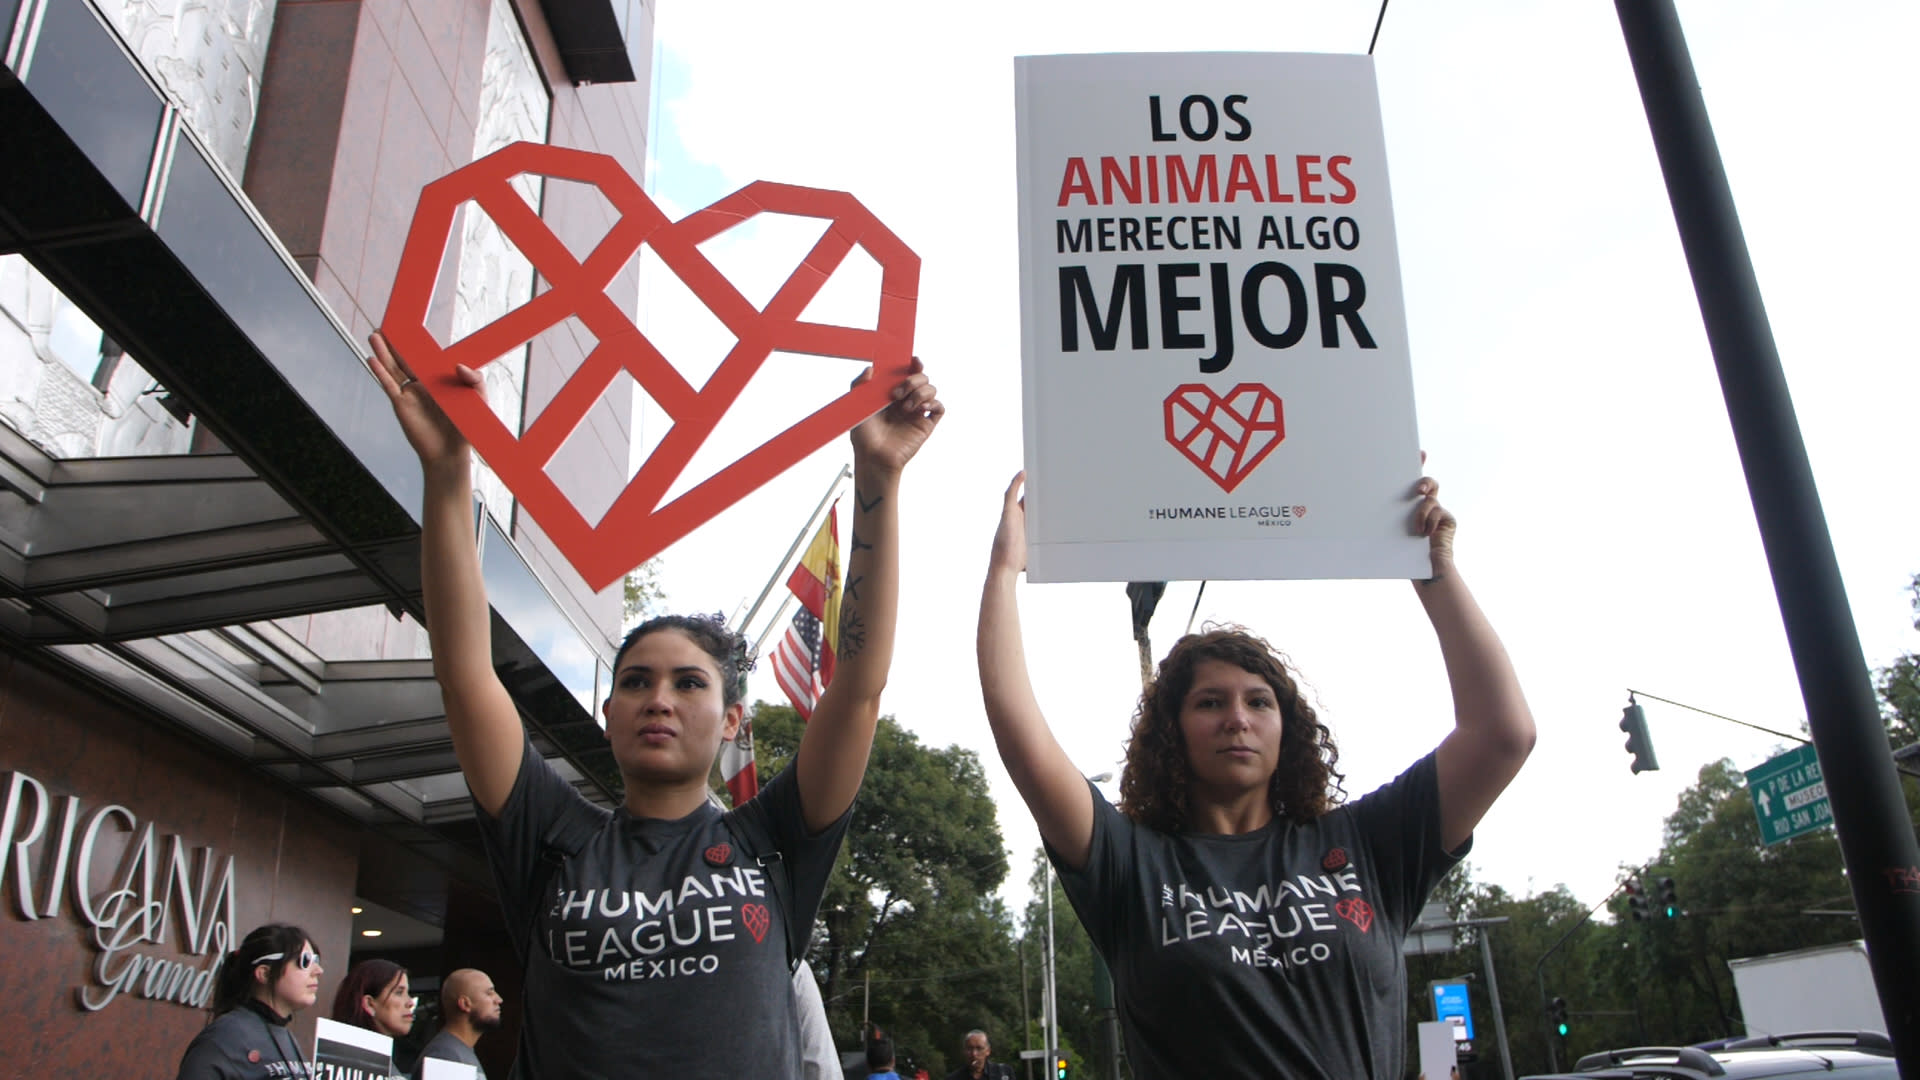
735, 464, 851, 638
751, 591, 800, 659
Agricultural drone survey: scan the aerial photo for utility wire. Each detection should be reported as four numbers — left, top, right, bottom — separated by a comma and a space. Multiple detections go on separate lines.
1367, 0, 1391, 55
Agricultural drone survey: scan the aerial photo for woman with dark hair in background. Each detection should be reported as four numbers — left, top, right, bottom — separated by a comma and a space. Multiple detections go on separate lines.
330, 958, 415, 1040
368, 329, 943, 1075
977, 469, 1534, 1079
175, 923, 325, 1079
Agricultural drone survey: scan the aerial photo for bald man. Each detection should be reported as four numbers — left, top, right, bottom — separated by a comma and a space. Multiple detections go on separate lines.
945, 1030, 1014, 1080
413, 968, 503, 1080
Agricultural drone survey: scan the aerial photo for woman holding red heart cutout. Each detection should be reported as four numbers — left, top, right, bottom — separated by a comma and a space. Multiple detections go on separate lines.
369, 331, 942, 1077
976, 467, 1532, 1080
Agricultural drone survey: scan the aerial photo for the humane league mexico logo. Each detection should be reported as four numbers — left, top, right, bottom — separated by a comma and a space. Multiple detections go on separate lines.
544, 860, 773, 983
1155, 853, 1375, 974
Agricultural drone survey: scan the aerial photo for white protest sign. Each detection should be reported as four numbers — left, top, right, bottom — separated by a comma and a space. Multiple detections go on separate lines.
1014, 52, 1428, 583
419, 1058, 479, 1080
312, 1016, 396, 1079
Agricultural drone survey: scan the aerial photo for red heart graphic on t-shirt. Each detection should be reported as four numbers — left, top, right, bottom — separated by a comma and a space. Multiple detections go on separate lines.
1321, 847, 1348, 871
1334, 897, 1375, 933
704, 843, 733, 867
741, 902, 772, 943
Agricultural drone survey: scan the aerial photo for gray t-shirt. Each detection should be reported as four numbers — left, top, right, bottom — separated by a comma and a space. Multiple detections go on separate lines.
413, 1030, 485, 1080
1050, 752, 1466, 1080
477, 738, 852, 1077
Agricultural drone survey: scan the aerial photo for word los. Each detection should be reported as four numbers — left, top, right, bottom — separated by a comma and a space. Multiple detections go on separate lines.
1060, 262, 1374, 372
2, 770, 238, 1012
1059, 154, 1355, 207
1149, 94, 1252, 142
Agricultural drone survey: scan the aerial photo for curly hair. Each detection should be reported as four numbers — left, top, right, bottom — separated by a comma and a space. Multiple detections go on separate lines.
614, 613, 754, 707
1118, 626, 1345, 831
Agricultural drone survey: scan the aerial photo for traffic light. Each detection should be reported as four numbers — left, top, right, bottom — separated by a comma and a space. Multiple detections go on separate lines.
1620, 701, 1660, 773
1656, 876, 1679, 918
1055, 1054, 1069, 1080
1624, 879, 1650, 921
1548, 996, 1569, 1037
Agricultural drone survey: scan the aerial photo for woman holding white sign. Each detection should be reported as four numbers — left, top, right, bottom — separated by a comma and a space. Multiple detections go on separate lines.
977, 470, 1532, 1080
368, 331, 941, 1076
175, 923, 324, 1079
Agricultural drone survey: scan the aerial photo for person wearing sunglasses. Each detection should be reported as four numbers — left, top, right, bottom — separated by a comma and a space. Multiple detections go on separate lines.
176, 923, 325, 1079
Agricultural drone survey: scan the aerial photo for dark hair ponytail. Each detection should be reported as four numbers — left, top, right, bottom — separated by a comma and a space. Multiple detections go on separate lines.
212, 923, 313, 1016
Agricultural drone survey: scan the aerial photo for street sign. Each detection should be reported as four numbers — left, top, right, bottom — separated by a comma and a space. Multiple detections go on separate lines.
1403, 900, 1455, 956
1745, 744, 1832, 846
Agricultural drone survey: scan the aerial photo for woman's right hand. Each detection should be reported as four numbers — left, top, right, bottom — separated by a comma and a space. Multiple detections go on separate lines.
368, 331, 480, 469
989, 470, 1028, 576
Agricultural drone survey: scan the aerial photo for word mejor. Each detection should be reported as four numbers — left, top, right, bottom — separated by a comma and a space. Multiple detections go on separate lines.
2, 770, 238, 1011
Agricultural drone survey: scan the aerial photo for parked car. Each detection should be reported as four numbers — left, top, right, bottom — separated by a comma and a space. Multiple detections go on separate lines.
1520, 1031, 1896, 1080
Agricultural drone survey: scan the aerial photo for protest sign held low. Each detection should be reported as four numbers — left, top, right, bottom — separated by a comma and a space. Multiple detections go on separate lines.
1015, 52, 1428, 583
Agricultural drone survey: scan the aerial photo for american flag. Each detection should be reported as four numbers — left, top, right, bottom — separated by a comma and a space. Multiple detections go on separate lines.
771, 606, 824, 719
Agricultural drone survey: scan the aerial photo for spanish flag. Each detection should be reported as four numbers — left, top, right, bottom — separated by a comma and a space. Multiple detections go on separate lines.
784, 504, 842, 687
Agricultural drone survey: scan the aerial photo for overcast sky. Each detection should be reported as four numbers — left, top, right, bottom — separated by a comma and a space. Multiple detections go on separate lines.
610, 0, 1919, 918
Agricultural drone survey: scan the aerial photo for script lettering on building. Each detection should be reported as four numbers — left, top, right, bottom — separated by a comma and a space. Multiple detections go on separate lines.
2, 770, 238, 1011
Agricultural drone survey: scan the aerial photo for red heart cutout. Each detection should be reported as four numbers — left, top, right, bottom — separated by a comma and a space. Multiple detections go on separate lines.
1163, 383, 1286, 494
1292, 505, 1307, 518
704, 843, 732, 866
741, 902, 772, 943
1321, 847, 1347, 871
383, 142, 919, 590
1334, 897, 1374, 933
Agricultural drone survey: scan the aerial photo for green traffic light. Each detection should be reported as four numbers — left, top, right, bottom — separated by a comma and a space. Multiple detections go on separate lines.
1557, 1023, 1569, 1036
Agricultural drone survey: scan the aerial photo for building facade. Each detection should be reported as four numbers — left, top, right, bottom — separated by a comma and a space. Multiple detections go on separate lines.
1, 0, 653, 1069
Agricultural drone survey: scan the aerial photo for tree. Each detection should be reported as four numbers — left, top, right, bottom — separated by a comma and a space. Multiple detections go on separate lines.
621, 559, 665, 627
748, 703, 1024, 1077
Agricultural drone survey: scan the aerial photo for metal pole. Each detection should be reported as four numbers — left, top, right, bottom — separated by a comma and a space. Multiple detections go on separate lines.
1020, 940, 1034, 1080
1537, 967, 1558, 1075
1478, 927, 1516, 1080
1616, 4, 1920, 1068
1045, 865, 1058, 1063
736, 464, 850, 636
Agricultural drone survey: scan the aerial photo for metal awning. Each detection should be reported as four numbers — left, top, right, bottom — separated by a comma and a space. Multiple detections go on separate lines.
0, 0, 628, 839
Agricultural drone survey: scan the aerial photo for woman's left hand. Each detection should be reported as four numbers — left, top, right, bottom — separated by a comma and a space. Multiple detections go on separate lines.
1414, 474, 1457, 582
850, 356, 943, 474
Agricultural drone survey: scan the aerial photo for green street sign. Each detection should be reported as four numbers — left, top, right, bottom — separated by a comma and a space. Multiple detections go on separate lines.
1744, 744, 1831, 846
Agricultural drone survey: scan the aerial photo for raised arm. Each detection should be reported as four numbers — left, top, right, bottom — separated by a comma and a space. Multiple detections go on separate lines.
977, 473, 1096, 869
795, 360, 943, 833
369, 332, 524, 816
1415, 474, 1535, 852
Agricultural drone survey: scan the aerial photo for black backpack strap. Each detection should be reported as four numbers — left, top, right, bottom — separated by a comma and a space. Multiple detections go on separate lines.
522, 798, 609, 960
723, 810, 799, 973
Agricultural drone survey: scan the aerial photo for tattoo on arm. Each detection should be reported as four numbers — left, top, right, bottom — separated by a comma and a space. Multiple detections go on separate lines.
838, 606, 868, 660
854, 487, 883, 515
849, 526, 873, 554
843, 573, 864, 603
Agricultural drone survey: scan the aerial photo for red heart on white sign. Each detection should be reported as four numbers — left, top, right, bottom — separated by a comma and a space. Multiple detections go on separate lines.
1162, 383, 1285, 493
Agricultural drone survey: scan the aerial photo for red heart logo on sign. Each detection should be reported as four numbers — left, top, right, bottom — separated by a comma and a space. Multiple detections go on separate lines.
703, 843, 732, 867
741, 902, 772, 943
1163, 384, 1285, 494
382, 142, 919, 590
1292, 505, 1307, 518
1333, 897, 1374, 933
